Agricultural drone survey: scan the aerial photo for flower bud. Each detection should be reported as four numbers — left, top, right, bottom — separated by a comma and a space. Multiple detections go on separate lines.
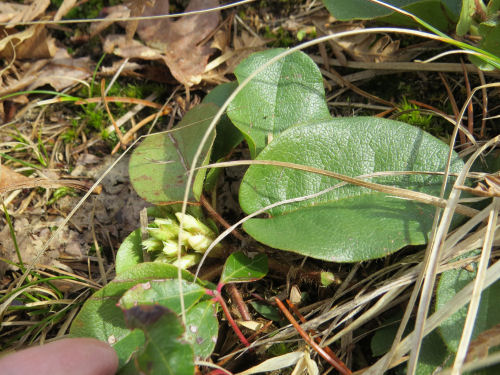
142, 238, 163, 252
162, 240, 183, 257
172, 253, 202, 269
175, 213, 213, 237
187, 234, 213, 253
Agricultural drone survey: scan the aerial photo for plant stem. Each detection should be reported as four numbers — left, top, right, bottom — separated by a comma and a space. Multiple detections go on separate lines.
226, 284, 251, 321
207, 288, 250, 347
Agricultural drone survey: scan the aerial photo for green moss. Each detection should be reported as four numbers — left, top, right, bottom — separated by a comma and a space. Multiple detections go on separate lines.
263, 26, 295, 47
395, 97, 447, 138
48, 187, 78, 205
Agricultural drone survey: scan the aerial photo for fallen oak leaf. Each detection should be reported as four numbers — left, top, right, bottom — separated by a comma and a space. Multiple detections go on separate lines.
0, 2, 28, 23
100, 0, 220, 86
0, 24, 56, 60
0, 49, 91, 97
4, 0, 50, 27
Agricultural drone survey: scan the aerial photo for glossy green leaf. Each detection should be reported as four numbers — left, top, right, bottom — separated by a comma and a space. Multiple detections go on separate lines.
250, 301, 283, 322
129, 103, 218, 204
184, 300, 218, 358
119, 280, 218, 360
470, 20, 500, 71
227, 49, 331, 158
119, 279, 205, 314
379, 1, 458, 30
69, 263, 197, 369
123, 304, 194, 375
240, 117, 464, 262
436, 251, 500, 370
322, 0, 460, 22
220, 251, 268, 284
456, 0, 475, 35
115, 229, 143, 275
203, 82, 243, 162
202, 82, 244, 192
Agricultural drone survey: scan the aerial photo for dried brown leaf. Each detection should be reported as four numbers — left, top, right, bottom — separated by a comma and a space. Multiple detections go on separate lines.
28, 49, 92, 90
100, 0, 220, 85
0, 25, 56, 60
5, 0, 50, 27
89, 5, 130, 37
124, 0, 155, 40
0, 3, 28, 23
0, 165, 30, 191
103, 34, 163, 60
139, 0, 220, 85
0, 49, 91, 96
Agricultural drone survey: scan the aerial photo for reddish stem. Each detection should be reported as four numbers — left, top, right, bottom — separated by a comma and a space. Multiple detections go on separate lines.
226, 284, 251, 321
206, 287, 250, 348
275, 297, 352, 375
286, 299, 352, 375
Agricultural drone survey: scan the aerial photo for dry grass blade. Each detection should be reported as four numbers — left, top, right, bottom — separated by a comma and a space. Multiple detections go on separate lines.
274, 297, 351, 375
451, 197, 499, 375
202, 159, 478, 217
406, 82, 500, 374
366, 249, 500, 374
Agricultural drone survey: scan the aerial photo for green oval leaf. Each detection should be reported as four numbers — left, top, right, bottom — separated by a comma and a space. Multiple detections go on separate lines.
119, 280, 217, 359
202, 82, 244, 192
220, 251, 268, 284
115, 229, 143, 275
239, 117, 464, 262
123, 304, 194, 375
119, 279, 205, 314
228, 49, 331, 158
129, 103, 218, 204
203, 81, 243, 162
69, 263, 198, 369
322, 0, 460, 23
184, 300, 218, 358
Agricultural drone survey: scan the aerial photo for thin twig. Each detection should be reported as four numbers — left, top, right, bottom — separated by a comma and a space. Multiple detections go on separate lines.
274, 297, 351, 375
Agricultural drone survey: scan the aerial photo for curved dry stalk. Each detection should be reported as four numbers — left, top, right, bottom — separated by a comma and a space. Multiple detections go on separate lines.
201, 159, 478, 217
375, 81, 500, 375
368, 253, 500, 373
406, 86, 500, 375
451, 197, 499, 375
419, 49, 486, 63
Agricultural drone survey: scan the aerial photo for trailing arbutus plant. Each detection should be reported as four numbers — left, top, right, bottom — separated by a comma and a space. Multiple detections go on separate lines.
70, 0, 500, 373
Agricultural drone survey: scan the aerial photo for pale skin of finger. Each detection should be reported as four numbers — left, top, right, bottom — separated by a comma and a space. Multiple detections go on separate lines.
0, 338, 118, 375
